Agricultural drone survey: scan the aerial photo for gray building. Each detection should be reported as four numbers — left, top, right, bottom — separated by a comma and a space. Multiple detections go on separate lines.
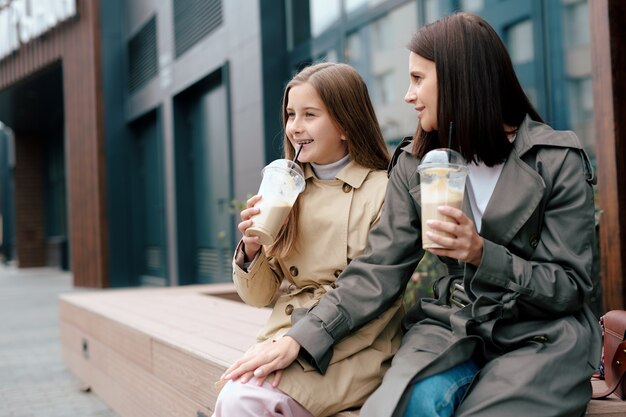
0, 0, 597, 289
101, 0, 275, 286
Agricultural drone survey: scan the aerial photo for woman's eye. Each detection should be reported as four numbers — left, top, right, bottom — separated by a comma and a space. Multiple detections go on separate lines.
287, 112, 295, 118
306, 112, 315, 117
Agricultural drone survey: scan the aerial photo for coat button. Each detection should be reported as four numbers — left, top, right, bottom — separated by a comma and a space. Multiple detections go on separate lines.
333, 269, 342, 278
529, 234, 539, 248
330, 283, 337, 289
342, 183, 353, 193
289, 266, 299, 276
532, 335, 548, 343
285, 304, 294, 315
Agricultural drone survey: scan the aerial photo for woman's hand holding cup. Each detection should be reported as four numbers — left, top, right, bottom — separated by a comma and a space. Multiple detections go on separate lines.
238, 195, 263, 261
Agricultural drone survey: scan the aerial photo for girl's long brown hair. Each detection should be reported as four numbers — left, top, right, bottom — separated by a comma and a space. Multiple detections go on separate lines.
268, 62, 390, 257
407, 13, 542, 166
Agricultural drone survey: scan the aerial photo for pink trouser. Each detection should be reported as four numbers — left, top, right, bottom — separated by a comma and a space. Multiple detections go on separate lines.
212, 378, 314, 417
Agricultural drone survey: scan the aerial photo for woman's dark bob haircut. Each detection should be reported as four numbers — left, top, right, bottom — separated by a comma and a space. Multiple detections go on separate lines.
408, 12, 543, 166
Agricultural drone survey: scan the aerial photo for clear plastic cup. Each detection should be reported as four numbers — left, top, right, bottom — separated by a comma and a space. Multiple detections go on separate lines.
417, 149, 468, 249
245, 159, 306, 245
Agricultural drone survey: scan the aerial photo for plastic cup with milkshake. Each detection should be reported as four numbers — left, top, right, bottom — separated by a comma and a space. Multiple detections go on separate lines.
417, 149, 468, 249
245, 159, 306, 246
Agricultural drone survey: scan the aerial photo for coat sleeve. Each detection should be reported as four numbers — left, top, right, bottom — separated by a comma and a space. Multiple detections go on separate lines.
286, 152, 424, 373
232, 241, 284, 308
466, 148, 596, 318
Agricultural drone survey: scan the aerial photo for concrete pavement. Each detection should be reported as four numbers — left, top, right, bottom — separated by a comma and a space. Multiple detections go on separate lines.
0, 265, 118, 417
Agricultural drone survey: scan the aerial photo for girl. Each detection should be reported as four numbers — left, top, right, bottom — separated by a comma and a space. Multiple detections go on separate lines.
214, 62, 404, 417
222, 13, 601, 417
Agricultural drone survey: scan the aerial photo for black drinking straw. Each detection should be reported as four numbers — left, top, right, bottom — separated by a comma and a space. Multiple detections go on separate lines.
293, 144, 303, 162
448, 121, 454, 161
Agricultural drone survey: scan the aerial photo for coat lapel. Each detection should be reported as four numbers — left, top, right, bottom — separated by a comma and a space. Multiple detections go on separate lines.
479, 147, 544, 246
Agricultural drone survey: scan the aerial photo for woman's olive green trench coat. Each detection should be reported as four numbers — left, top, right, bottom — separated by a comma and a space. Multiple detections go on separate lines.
288, 116, 602, 417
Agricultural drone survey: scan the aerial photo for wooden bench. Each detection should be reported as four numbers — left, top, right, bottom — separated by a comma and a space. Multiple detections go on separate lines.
59, 284, 358, 417
59, 284, 623, 417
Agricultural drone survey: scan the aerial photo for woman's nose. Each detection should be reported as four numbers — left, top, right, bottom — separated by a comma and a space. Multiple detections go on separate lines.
404, 87, 416, 103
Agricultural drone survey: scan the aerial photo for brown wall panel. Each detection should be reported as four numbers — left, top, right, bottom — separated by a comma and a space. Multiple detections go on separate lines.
590, 0, 626, 311
14, 134, 46, 267
0, 0, 108, 287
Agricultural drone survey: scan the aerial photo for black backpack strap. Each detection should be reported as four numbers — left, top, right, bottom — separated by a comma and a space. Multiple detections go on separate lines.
387, 136, 413, 177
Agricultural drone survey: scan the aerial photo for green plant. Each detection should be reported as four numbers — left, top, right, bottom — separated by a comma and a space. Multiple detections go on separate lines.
216, 195, 252, 249
230, 195, 252, 214
403, 251, 446, 309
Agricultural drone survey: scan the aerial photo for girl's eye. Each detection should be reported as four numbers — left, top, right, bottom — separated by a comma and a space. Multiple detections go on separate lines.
306, 112, 315, 117
287, 112, 295, 118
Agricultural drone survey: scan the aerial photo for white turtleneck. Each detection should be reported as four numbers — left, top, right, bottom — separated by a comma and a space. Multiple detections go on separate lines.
311, 153, 351, 180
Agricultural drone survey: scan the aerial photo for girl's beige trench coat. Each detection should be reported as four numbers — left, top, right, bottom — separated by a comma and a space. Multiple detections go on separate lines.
230, 161, 404, 417
288, 116, 602, 417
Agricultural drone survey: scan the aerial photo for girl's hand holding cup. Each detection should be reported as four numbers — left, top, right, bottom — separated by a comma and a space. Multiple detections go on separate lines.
238, 195, 263, 261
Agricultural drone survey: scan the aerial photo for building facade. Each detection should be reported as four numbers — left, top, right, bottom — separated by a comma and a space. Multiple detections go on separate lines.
0, 0, 624, 310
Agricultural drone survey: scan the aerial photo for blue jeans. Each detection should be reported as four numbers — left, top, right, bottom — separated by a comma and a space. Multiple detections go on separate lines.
403, 359, 479, 417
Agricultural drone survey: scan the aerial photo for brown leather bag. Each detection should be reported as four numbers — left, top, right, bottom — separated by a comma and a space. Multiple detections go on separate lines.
593, 310, 626, 400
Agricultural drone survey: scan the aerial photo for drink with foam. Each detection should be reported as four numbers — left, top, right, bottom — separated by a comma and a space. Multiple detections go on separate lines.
417, 149, 468, 249
245, 159, 305, 246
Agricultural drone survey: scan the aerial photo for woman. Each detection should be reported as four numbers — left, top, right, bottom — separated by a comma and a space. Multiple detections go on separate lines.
221, 13, 601, 417
214, 62, 404, 417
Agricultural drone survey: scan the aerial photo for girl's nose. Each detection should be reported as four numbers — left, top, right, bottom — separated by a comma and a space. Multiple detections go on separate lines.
289, 120, 303, 135
291, 122, 302, 133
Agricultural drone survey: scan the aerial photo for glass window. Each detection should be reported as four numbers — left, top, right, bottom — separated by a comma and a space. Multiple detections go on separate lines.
562, 0, 589, 48
568, 77, 593, 121
424, 0, 446, 23
310, 0, 341, 37
460, 0, 484, 13
345, 0, 386, 15
506, 19, 534, 64
567, 77, 594, 165
344, 1, 418, 144
561, 0, 593, 164
374, 70, 397, 105
318, 48, 338, 63
523, 86, 539, 110
344, 32, 362, 63
371, 17, 394, 50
